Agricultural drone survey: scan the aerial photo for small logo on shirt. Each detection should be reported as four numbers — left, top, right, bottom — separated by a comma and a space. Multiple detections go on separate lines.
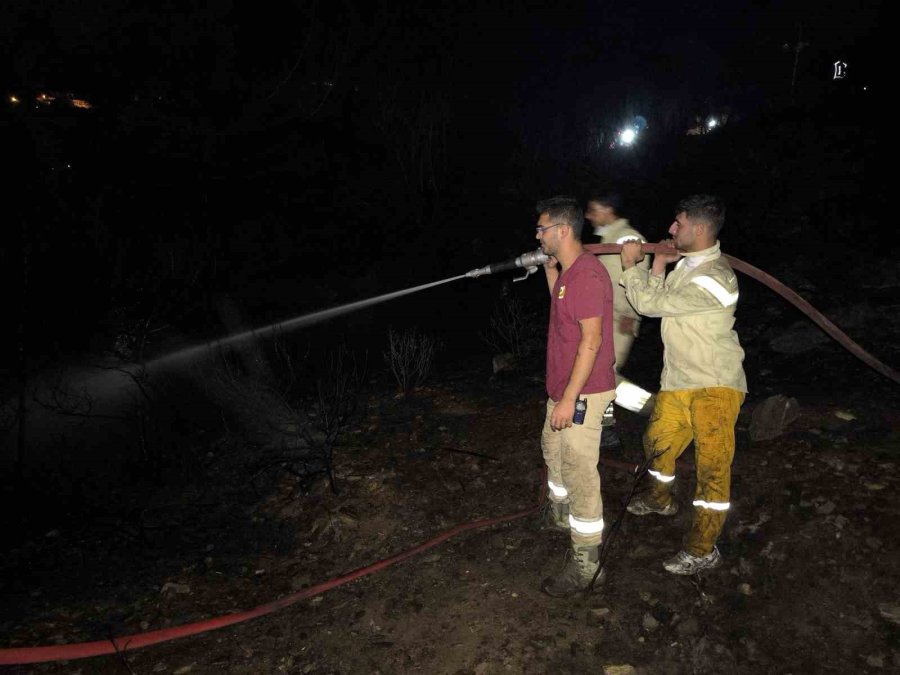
557, 285, 566, 299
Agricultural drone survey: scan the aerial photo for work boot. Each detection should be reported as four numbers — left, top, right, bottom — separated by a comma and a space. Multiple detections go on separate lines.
626, 495, 679, 516
662, 547, 722, 575
541, 544, 605, 597
600, 400, 621, 448
600, 425, 621, 449
538, 500, 570, 531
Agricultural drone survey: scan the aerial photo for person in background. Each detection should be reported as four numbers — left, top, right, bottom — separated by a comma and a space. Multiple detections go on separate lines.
584, 193, 655, 448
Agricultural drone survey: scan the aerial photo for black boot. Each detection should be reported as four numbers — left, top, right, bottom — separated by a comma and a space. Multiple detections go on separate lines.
600, 425, 621, 449
601, 401, 621, 448
538, 500, 570, 531
541, 544, 605, 597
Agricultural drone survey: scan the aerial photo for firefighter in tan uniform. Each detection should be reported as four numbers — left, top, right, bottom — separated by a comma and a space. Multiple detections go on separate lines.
619, 194, 747, 575
585, 195, 655, 448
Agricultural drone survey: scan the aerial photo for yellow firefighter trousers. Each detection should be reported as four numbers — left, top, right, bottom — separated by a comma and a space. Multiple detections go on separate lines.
642, 387, 745, 557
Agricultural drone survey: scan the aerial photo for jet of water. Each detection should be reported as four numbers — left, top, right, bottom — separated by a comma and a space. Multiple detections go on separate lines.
147, 274, 468, 371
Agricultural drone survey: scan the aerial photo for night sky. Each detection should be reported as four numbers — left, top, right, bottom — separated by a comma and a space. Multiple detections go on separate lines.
3, 2, 884, 107
0, 0, 888, 362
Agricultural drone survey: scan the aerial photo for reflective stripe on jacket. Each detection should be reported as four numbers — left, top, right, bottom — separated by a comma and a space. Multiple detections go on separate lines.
620, 241, 747, 392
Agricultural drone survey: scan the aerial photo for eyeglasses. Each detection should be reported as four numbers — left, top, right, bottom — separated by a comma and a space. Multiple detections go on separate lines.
535, 222, 562, 235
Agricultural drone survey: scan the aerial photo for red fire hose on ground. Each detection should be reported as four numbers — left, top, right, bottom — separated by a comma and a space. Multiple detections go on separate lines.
0, 500, 545, 665
2, 248, 897, 666
0, 453, 679, 666
0, 459, 658, 666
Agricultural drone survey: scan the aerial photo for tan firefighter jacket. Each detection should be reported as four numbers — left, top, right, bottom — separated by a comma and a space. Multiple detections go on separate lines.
595, 218, 648, 336
620, 241, 747, 392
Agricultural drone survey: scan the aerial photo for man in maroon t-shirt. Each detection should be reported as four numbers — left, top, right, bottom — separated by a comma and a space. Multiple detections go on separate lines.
535, 196, 617, 597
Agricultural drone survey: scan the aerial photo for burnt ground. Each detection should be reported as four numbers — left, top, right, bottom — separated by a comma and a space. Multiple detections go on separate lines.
2, 307, 900, 674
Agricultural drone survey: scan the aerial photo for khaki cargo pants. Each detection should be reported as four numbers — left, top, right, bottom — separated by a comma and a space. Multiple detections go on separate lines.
541, 389, 616, 547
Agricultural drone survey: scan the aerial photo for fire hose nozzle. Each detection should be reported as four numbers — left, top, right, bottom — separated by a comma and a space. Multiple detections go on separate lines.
515, 249, 550, 269
466, 248, 550, 281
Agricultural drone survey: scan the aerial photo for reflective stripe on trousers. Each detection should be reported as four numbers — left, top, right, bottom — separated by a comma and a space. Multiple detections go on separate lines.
541, 389, 615, 546
547, 480, 568, 499
642, 387, 744, 556
649, 469, 675, 483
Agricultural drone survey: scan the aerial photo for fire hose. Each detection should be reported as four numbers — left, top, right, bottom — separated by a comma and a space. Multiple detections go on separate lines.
2, 245, 896, 665
469, 243, 900, 385
0, 501, 546, 665
0, 456, 661, 666
0, 452, 681, 667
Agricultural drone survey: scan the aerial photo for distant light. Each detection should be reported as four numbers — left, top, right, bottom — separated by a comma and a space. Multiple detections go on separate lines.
9, 95, 19, 104
71, 98, 92, 109
707, 118, 718, 129
833, 60, 847, 80
863, 85, 868, 91
618, 128, 637, 146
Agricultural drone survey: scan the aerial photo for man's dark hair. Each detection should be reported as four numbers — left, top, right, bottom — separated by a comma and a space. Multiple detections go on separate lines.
536, 196, 584, 239
587, 192, 624, 216
677, 194, 726, 236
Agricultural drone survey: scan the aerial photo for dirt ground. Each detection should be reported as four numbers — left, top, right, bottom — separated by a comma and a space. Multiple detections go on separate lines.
3, 341, 900, 674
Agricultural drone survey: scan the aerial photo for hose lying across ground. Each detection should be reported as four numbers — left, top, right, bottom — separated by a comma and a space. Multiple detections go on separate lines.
2, 248, 896, 665
0, 458, 662, 666
1, 498, 547, 665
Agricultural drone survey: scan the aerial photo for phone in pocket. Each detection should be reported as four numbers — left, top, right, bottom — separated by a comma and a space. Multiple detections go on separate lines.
573, 397, 587, 425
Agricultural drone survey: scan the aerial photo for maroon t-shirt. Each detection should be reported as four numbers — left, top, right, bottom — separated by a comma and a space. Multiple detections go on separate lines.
546, 252, 616, 401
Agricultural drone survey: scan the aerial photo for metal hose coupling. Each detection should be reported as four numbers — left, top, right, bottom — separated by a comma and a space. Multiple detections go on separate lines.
466, 248, 550, 281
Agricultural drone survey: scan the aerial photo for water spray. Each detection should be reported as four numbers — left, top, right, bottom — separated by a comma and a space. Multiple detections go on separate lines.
150, 244, 667, 371
148, 274, 467, 371
76, 239, 900, 388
